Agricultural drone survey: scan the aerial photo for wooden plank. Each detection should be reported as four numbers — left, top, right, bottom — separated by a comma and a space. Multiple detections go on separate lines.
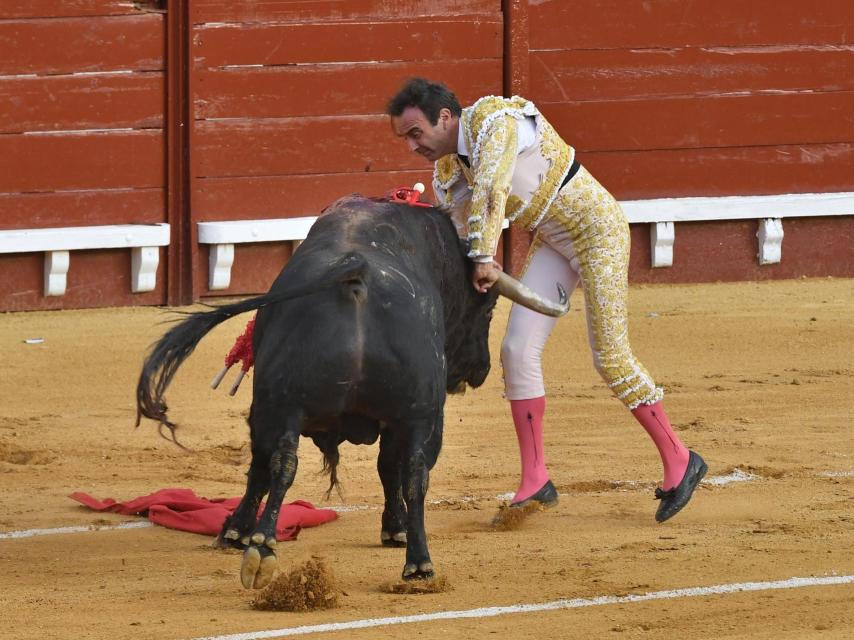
194, 119, 854, 193
0, 130, 164, 193
192, 171, 434, 220
530, 0, 854, 50
0, 73, 164, 134
0, 189, 164, 230
581, 143, 854, 200
0, 223, 169, 253
194, 18, 502, 68
1, 1, 148, 18
0, 14, 164, 76
503, 0, 529, 95
0, 249, 166, 312
191, 0, 500, 24
193, 115, 428, 178
541, 92, 854, 153
194, 59, 502, 119
620, 193, 854, 224
530, 47, 854, 102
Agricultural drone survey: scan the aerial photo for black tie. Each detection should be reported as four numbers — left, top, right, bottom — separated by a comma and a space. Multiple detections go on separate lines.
458, 154, 470, 168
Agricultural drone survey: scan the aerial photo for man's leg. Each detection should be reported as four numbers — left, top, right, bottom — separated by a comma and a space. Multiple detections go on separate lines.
631, 401, 689, 490
501, 239, 579, 504
540, 170, 704, 521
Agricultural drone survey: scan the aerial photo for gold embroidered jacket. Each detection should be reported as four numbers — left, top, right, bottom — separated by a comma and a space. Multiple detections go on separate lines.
432, 96, 575, 261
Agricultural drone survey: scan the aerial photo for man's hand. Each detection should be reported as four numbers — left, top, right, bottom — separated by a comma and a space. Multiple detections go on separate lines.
472, 261, 501, 293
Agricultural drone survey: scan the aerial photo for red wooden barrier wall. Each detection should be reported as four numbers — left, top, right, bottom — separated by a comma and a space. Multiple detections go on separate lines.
521, 0, 854, 282
0, 0, 852, 310
188, 0, 503, 297
529, 0, 854, 199
0, 1, 167, 310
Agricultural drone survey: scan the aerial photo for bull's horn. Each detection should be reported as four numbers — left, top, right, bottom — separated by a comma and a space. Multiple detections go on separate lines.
493, 271, 569, 317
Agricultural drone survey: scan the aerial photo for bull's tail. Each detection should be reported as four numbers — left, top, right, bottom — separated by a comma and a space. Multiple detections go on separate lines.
135, 293, 278, 445
136, 252, 369, 444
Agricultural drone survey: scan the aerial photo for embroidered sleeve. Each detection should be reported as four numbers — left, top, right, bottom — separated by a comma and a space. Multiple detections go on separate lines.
467, 115, 517, 261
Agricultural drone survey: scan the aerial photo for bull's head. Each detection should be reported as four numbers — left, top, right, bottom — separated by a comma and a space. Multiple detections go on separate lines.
445, 255, 569, 394
445, 282, 499, 394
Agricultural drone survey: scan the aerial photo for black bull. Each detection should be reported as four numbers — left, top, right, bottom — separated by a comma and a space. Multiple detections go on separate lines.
136, 195, 567, 588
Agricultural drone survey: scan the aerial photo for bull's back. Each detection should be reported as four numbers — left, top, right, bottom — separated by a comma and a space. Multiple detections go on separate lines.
254, 245, 446, 421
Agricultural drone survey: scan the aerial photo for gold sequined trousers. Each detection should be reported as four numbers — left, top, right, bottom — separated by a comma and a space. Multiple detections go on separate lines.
501, 166, 664, 409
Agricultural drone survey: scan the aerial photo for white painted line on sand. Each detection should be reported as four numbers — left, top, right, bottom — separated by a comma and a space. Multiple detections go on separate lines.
326, 505, 377, 513
703, 468, 758, 486
822, 470, 854, 478
192, 574, 854, 640
0, 521, 153, 540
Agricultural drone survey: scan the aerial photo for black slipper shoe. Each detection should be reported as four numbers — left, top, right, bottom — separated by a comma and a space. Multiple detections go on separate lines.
510, 480, 559, 508
654, 450, 708, 522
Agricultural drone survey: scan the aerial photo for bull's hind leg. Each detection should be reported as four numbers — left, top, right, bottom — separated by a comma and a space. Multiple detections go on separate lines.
378, 427, 407, 547
240, 407, 303, 589
399, 414, 443, 580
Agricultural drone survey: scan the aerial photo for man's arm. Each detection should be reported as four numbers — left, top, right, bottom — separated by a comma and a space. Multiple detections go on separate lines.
466, 114, 518, 265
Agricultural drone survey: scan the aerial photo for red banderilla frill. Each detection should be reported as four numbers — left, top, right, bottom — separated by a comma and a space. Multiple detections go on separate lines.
211, 317, 255, 395
388, 186, 431, 208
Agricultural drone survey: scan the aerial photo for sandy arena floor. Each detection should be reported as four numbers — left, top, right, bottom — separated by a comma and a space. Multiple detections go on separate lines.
1, 277, 853, 639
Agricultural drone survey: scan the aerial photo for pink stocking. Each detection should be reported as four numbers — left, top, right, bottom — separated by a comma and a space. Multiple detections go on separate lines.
631, 401, 690, 490
510, 396, 549, 502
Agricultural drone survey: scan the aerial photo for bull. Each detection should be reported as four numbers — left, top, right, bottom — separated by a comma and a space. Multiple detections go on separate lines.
136, 195, 567, 588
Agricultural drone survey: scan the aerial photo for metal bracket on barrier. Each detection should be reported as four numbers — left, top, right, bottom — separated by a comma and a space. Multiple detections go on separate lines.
757, 218, 784, 265
650, 221, 675, 268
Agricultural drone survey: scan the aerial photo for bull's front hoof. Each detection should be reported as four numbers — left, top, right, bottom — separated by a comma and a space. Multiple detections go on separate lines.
240, 546, 278, 589
381, 530, 407, 547
402, 561, 434, 581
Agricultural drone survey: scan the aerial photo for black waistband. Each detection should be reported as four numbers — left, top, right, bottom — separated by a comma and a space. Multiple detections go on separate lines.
561, 157, 581, 189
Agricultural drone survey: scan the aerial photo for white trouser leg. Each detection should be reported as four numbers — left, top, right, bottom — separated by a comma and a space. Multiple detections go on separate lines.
501, 240, 581, 400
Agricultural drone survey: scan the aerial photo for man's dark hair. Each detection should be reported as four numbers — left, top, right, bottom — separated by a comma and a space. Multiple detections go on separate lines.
386, 78, 462, 124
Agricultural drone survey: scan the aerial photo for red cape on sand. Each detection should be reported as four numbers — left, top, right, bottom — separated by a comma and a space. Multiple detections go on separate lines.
69, 488, 338, 541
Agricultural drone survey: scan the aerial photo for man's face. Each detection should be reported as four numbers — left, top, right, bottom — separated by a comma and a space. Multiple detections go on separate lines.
391, 106, 456, 162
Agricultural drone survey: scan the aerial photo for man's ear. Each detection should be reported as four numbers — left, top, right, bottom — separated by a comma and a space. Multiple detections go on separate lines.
439, 107, 451, 128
